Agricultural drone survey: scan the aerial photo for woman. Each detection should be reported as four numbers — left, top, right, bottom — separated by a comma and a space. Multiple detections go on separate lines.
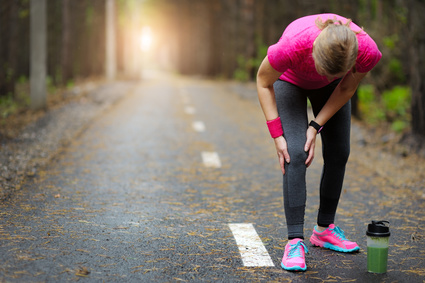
256, 14, 381, 271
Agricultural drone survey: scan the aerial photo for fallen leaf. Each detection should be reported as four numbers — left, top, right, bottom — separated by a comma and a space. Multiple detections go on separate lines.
75, 266, 90, 277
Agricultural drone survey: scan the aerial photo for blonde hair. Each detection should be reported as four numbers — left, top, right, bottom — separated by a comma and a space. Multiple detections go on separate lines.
313, 16, 359, 76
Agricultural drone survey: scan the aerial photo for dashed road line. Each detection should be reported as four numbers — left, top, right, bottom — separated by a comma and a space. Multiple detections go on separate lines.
201, 151, 222, 168
179, 85, 272, 268
192, 121, 206, 132
228, 223, 275, 267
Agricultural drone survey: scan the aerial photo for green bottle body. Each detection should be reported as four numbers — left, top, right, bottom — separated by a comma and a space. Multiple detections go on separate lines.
367, 236, 389, 273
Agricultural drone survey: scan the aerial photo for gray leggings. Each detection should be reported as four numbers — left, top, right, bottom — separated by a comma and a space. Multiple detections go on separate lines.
274, 79, 351, 239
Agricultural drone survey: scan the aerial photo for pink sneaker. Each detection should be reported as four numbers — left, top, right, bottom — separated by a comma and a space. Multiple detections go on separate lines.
281, 238, 308, 271
310, 224, 360, 252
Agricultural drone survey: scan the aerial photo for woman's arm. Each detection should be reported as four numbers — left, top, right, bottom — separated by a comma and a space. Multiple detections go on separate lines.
304, 71, 368, 166
313, 71, 368, 127
256, 56, 283, 120
256, 56, 291, 174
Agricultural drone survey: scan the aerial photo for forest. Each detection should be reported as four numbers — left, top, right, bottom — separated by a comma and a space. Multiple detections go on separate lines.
0, 0, 424, 151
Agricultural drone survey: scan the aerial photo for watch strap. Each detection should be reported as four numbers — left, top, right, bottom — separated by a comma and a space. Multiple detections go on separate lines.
309, 120, 323, 133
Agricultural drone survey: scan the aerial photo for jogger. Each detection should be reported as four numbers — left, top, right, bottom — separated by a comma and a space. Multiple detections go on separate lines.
256, 13, 382, 271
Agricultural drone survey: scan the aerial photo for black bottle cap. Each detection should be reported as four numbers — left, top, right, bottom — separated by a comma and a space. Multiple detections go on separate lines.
366, 220, 390, 237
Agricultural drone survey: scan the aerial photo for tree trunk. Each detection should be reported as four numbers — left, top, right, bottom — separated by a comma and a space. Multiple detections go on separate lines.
105, 0, 116, 80
30, 0, 47, 110
0, 3, 9, 97
61, 0, 71, 85
0, 2, 19, 98
8, 1, 18, 98
123, 0, 137, 79
242, 0, 255, 79
206, 0, 221, 76
408, 0, 425, 142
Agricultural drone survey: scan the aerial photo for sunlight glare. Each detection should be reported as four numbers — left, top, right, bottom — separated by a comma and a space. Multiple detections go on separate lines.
140, 26, 153, 52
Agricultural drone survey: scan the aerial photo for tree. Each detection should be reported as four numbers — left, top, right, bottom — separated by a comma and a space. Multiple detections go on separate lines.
61, 0, 70, 85
0, 1, 20, 99
105, 0, 116, 80
408, 0, 425, 143
30, 0, 47, 110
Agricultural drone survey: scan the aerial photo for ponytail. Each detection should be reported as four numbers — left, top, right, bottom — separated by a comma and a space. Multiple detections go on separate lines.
315, 16, 362, 34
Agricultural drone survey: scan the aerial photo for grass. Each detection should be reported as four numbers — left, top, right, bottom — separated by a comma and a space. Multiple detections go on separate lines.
357, 84, 411, 133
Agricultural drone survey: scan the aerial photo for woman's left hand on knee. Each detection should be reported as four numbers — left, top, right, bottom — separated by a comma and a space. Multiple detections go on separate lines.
304, 127, 317, 167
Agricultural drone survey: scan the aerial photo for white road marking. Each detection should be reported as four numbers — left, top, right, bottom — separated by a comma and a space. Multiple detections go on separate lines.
228, 223, 275, 267
201, 151, 221, 168
192, 121, 206, 132
184, 106, 196, 115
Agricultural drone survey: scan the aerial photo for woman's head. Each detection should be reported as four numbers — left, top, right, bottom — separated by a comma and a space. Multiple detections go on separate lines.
313, 17, 359, 79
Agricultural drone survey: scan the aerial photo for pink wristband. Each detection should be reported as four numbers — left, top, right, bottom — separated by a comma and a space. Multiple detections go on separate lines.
266, 117, 284, 138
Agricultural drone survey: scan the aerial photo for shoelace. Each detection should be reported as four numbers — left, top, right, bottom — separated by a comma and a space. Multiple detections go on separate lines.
288, 241, 308, 258
330, 226, 347, 241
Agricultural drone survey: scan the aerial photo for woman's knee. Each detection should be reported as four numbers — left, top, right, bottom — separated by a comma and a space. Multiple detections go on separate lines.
289, 145, 309, 165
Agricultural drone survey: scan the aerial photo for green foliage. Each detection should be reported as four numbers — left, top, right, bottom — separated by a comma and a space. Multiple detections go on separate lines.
54, 68, 63, 86
66, 80, 75, 88
394, 5, 408, 24
383, 34, 399, 50
358, 84, 385, 124
4, 66, 14, 83
233, 55, 251, 82
358, 84, 411, 133
0, 93, 18, 118
0, 76, 31, 118
46, 76, 58, 94
254, 43, 268, 71
382, 85, 411, 119
391, 120, 408, 133
358, 84, 375, 104
18, 76, 27, 84
388, 58, 405, 82
382, 34, 405, 83
233, 39, 268, 82
18, 0, 29, 19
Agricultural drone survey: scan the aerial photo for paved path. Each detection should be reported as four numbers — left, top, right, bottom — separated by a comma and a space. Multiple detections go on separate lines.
1, 75, 424, 282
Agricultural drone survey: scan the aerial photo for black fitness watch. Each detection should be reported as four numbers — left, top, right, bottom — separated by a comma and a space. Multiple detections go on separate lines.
309, 120, 323, 133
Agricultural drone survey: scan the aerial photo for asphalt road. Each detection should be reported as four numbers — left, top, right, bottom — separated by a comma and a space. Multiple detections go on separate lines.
1, 74, 424, 282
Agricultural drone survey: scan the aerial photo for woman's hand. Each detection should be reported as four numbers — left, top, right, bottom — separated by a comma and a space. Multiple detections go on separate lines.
274, 136, 291, 175
304, 127, 317, 167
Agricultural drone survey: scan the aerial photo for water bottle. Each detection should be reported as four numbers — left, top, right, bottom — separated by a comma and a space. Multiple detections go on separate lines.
366, 220, 390, 273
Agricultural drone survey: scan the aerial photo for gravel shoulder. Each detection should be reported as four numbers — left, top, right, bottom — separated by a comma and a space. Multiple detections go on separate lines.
0, 80, 137, 200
